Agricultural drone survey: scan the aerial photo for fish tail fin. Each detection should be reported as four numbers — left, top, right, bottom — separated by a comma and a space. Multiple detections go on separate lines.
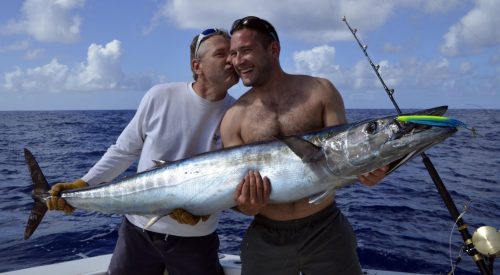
23, 148, 50, 240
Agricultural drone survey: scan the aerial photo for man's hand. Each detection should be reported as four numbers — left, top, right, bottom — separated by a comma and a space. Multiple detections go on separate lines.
169, 209, 210, 226
234, 170, 271, 216
46, 179, 88, 214
358, 165, 389, 187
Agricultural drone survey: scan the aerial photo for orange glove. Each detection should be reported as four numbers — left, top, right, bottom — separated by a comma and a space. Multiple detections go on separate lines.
46, 179, 88, 214
169, 209, 210, 226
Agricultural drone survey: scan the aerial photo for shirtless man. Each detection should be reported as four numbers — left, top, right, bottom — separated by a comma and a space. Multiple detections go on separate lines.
221, 16, 388, 275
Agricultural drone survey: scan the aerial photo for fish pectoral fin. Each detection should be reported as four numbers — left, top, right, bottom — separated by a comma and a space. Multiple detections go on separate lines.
145, 215, 167, 229
276, 136, 324, 162
143, 160, 172, 172
152, 160, 166, 166
152, 160, 172, 167
309, 189, 335, 204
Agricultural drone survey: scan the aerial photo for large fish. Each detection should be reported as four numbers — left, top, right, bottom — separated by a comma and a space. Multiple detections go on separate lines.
24, 106, 459, 240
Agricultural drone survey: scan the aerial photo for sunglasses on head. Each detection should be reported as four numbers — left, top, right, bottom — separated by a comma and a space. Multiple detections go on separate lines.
230, 16, 279, 43
194, 28, 229, 58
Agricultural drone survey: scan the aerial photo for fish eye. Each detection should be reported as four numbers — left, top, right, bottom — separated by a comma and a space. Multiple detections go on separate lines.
365, 121, 378, 134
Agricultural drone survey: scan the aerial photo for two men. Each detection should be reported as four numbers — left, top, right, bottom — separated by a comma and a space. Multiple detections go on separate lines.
48, 16, 387, 275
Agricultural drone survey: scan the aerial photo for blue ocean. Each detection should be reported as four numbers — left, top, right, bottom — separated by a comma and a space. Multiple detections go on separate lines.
0, 109, 498, 274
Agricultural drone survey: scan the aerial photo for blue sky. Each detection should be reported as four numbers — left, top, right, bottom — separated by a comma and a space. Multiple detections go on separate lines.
0, 0, 499, 111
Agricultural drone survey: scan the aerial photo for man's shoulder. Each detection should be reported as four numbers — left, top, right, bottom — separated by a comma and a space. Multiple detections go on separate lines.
290, 74, 331, 86
143, 82, 188, 99
147, 82, 188, 93
284, 75, 336, 100
222, 91, 254, 124
232, 89, 256, 106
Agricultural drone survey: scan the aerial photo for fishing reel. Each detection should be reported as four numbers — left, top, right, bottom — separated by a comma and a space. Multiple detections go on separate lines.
472, 226, 500, 269
457, 225, 500, 275
342, 15, 497, 275
455, 225, 499, 275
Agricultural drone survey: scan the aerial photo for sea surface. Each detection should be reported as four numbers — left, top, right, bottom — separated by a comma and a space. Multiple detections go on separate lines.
0, 109, 498, 274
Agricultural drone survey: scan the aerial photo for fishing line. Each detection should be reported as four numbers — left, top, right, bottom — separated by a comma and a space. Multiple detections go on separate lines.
447, 200, 471, 275
342, 16, 492, 275
396, 115, 478, 136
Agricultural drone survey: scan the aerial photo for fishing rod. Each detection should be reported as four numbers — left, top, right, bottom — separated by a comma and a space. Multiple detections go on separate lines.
341, 16, 493, 275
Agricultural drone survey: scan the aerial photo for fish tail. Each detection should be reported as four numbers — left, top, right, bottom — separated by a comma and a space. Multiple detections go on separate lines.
23, 148, 50, 240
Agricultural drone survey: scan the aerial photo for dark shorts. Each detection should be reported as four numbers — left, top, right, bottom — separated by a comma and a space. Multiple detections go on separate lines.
108, 217, 224, 275
240, 204, 362, 275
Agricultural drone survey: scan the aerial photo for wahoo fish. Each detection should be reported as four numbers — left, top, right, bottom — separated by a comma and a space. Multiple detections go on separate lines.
24, 106, 459, 240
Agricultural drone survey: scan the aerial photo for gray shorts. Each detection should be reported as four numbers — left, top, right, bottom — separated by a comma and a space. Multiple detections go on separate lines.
108, 217, 224, 275
240, 204, 362, 275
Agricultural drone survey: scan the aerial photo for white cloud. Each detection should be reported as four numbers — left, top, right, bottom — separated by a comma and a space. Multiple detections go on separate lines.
73, 40, 124, 90
491, 48, 500, 64
24, 48, 44, 60
383, 43, 402, 53
2, 40, 152, 93
0, 41, 44, 60
289, 44, 500, 108
0, 0, 85, 43
292, 44, 499, 95
4, 60, 69, 92
460, 62, 472, 73
293, 45, 339, 77
147, 0, 476, 45
148, 0, 395, 43
0, 41, 30, 52
440, 0, 500, 56
403, 0, 466, 13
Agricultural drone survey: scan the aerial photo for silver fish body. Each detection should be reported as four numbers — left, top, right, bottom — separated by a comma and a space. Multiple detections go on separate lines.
59, 109, 457, 216
23, 106, 457, 239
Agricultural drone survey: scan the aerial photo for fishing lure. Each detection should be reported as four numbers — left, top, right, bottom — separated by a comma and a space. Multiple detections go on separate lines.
397, 115, 466, 128
397, 115, 476, 135
343, 17, 489, 275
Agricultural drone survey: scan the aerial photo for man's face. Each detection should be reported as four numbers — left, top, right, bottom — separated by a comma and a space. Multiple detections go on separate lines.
197, 35, 239, 90
228, 28, 273, 87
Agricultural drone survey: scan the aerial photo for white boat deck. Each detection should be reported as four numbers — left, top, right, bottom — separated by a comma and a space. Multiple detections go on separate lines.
1, 254, 427, 275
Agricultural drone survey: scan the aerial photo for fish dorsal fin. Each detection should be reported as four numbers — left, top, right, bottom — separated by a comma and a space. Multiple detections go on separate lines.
276, 136, 323, 162
309, 189, 335, 204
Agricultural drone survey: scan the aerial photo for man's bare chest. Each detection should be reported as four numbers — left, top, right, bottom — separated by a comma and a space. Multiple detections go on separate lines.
240, 104, 323, 143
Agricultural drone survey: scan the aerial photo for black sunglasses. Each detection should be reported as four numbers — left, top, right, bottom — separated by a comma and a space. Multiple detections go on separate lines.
230, 16, 279, 43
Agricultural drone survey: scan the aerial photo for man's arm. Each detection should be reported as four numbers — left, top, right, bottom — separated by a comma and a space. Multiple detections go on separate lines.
220, 105, 244, 148
47, 89, 151, 213
318, 78, 347, 127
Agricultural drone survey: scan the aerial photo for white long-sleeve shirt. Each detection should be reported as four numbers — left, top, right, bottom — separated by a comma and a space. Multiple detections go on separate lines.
82, 82, 235, 236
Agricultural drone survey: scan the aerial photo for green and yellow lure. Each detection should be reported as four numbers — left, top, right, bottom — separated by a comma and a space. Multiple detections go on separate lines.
397, 115, 476, 134
397, 115, 465, 128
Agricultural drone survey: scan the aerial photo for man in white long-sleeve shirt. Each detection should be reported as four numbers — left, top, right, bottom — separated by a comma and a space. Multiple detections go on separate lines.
47, 28, 238, 275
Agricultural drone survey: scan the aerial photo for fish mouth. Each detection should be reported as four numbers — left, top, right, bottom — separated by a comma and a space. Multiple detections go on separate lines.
392, 120, 431, 140
390, 105, 451, 140
385, 105, 456, 174
387, 129, 457, 175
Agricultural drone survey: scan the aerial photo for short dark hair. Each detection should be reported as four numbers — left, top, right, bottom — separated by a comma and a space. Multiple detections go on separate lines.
230, 16, 279, 47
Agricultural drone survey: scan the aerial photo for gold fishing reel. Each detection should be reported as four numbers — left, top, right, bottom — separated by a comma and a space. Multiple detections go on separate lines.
472, 226, 500, 257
